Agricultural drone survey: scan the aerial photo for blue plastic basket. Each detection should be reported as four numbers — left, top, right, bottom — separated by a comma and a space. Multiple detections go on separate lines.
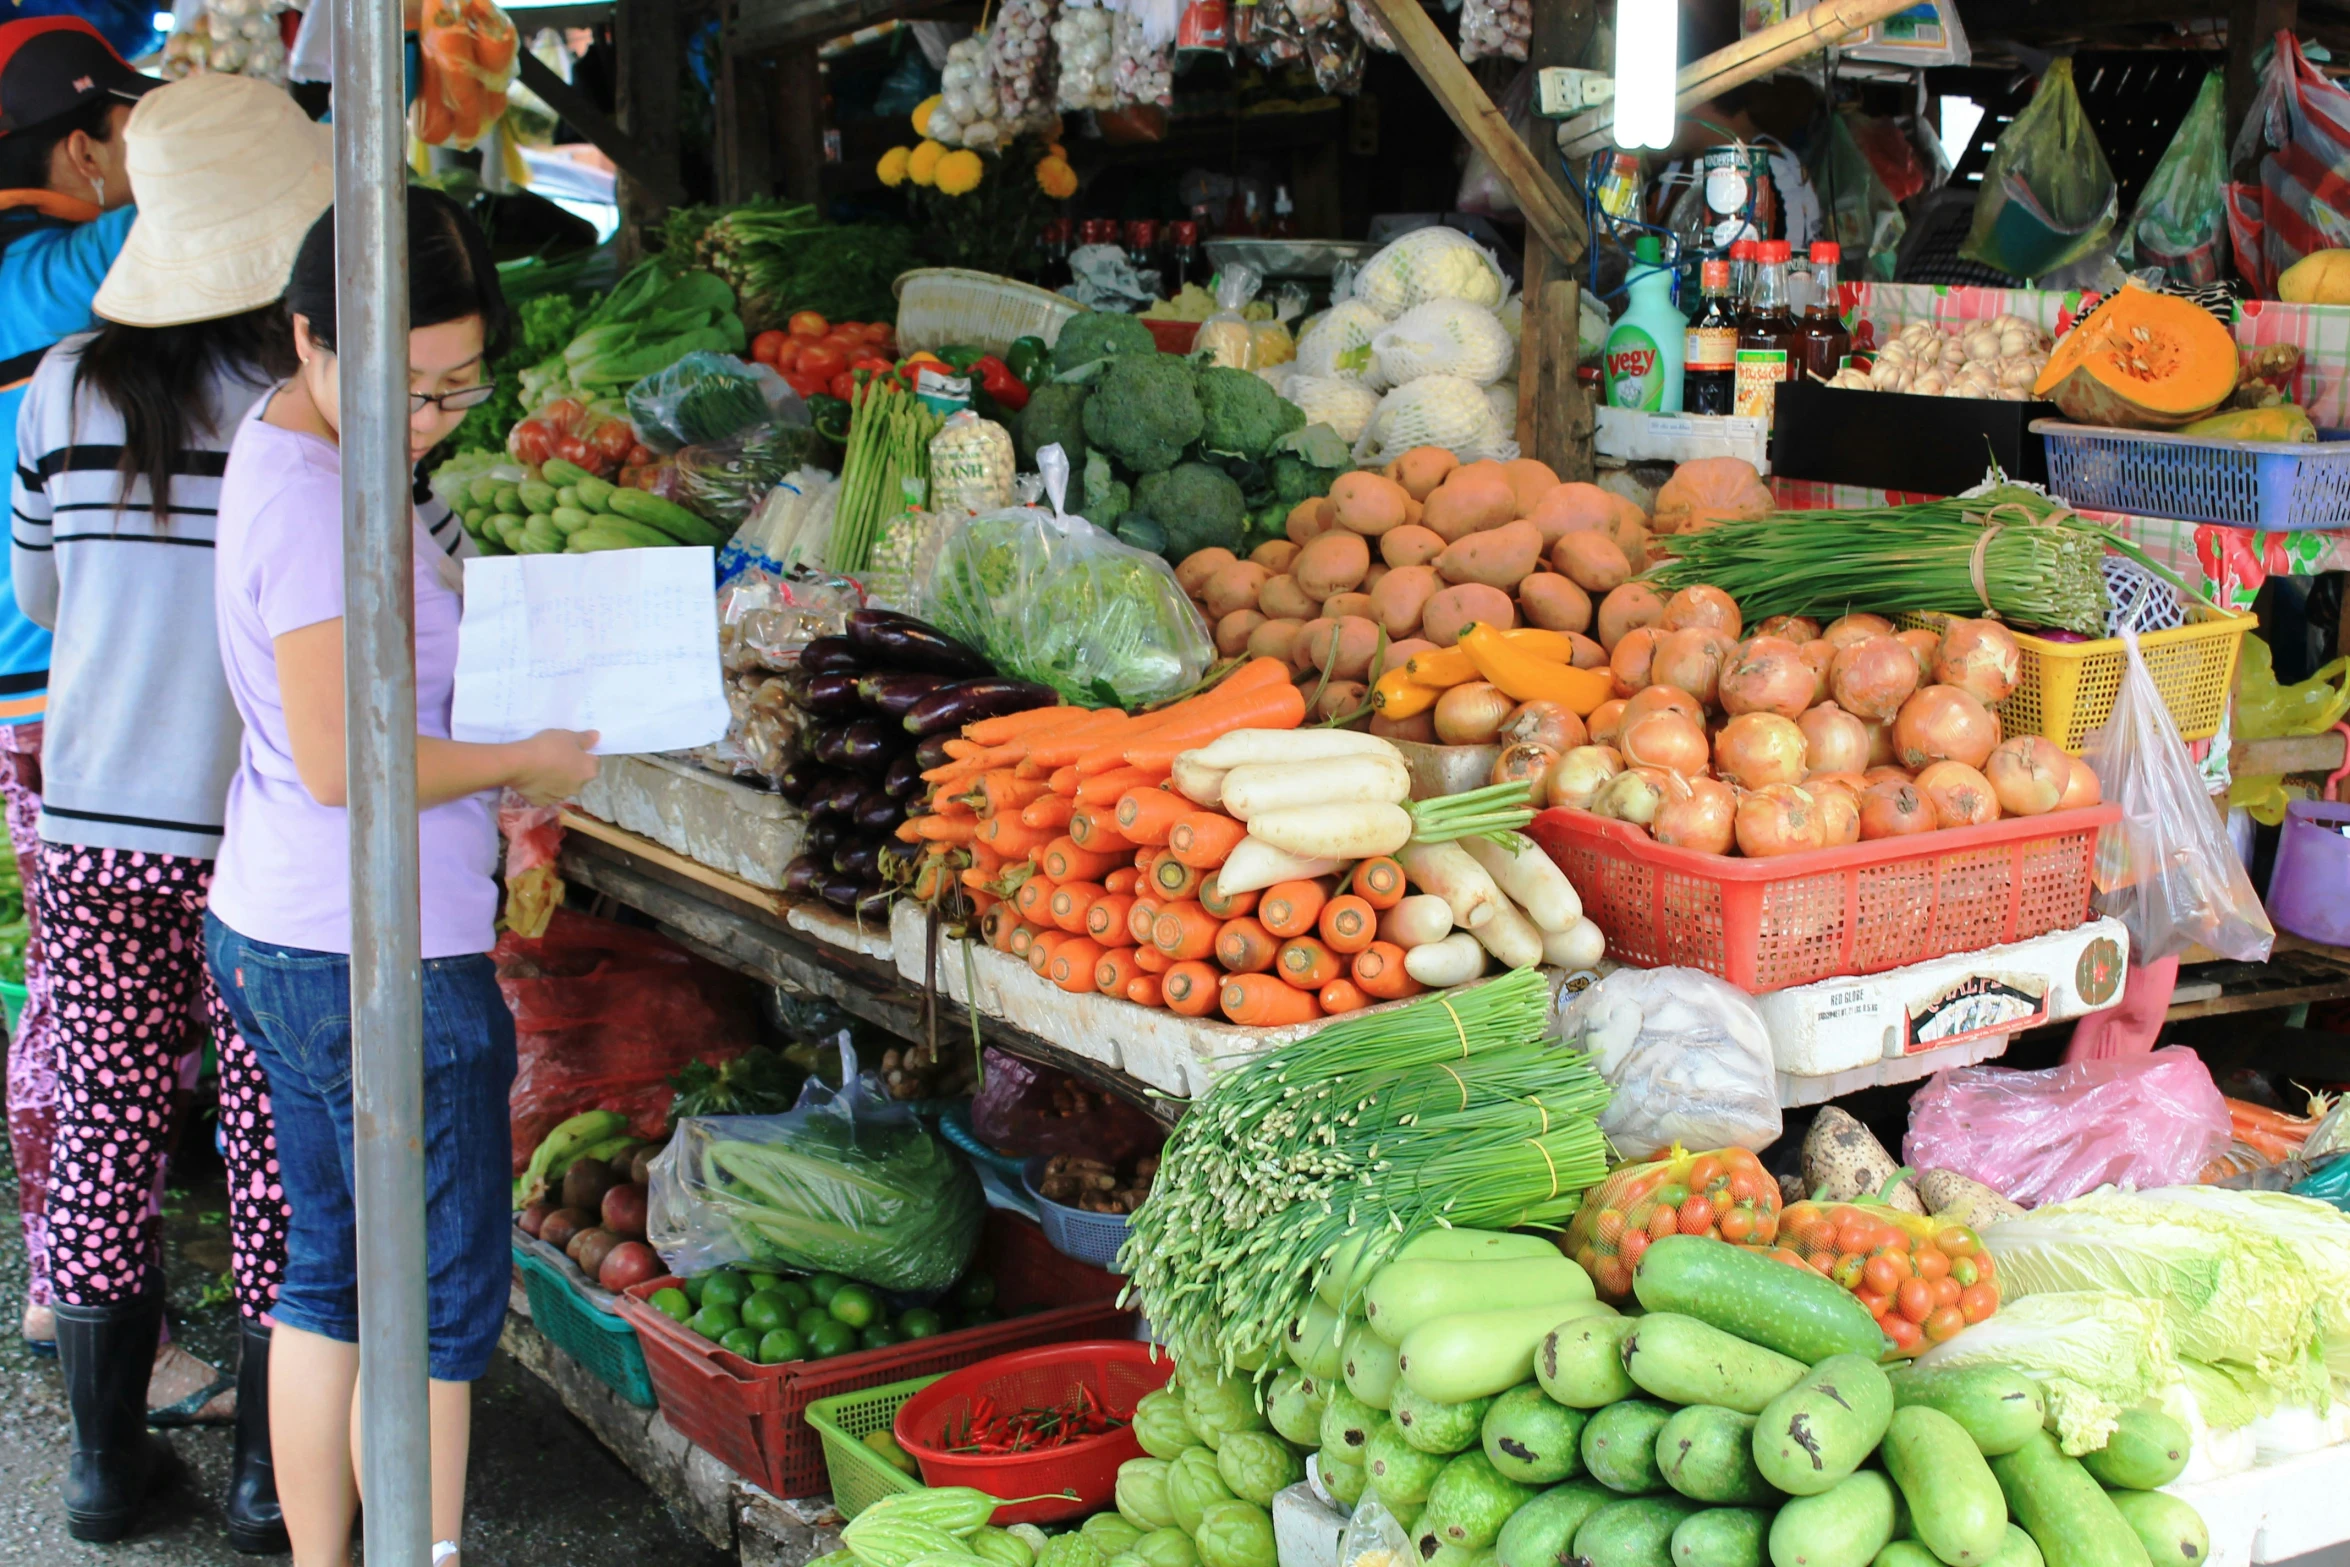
513, 1235, 658, 1408
1021, 1156, 1132, 1273
2034, 419, 2350, 530
935, 1104, 1027, 1183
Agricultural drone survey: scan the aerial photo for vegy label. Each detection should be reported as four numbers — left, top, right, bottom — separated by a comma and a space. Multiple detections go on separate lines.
1607, 326, 1664, 410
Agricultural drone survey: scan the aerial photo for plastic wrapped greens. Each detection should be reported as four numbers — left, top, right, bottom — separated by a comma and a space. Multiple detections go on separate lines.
657, 421, 829, 528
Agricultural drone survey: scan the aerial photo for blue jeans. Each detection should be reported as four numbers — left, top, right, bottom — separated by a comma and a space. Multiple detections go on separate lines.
205, 914, 517, 1381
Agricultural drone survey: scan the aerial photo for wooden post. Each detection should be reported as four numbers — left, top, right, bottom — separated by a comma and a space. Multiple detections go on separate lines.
775, 42, 827, 203
1518, 0, 1595, 477
717, 2, 776, 203
614, 0, 684, 252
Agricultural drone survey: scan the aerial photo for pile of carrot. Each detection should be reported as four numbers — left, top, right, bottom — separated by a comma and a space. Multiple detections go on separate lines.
891, 655, 1426, 1027
2199, 1093, 2336, 1180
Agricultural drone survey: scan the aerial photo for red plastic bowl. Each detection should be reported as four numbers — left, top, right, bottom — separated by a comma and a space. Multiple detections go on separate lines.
892, 1340, 1172, 1523
1143, 318, 1199, 355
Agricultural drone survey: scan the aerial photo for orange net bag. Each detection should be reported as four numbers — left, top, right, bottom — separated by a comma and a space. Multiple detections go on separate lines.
413, 0, 520, 151
1767, 1200, 2000, 1358
1563, 1145, 1781, 1302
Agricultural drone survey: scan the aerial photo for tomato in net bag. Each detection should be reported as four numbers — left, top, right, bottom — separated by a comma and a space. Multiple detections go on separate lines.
413, 0, 520, 151
1770, 1200, 1998, 1358
1564, 1144, 1782, 1301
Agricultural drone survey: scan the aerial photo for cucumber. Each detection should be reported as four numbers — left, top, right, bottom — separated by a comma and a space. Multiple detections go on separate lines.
1984, 1528, 2045, 1567
1537, 1315, 1639, 1409
1482, 1383, 1587, 1485
569, 527, 656, 552
467, 475, 503, 508
1769, 1469, 1897, 1567
493, 482, 522, 515
1366, 1418, 1449, 1507
516, 522, 563, 555
541, 457, 596, 486
1988, 1431, 2154, 1567
1754, 1354, 1893, 1498
1623, 1314, 1808, 1414
1576, 1498, 1700, 1567
1881, 1406, 2005, 1567
490, 513, 527, 549
1496, 1481, 1613, 1567
516, 479, 559, 514
1887, 1364, 2047, 1456
2104, 1491, 2206, 1567
1875, 1545, 1946, 1567
1582, 1399, 1675, 1495
1317, 1384, 1384, 1460
1392, 1384, 1494, 1456
1286, 1298, 1346, 1381
1370, 1256, 1597, 1346
1319, 1453, 1365, 1510
549, 506, 597, 536
1673, 1508, 1772, 1567
461, 504, 489, 530
606, 485, 725, 545
1401, 1300, 1615, 1404
555, 485, 582, 512
1633, 1236, 1886, 1365
1319, 1229, 1560, 1309
1655, 1406, 1773, 1506
1423, 1450, 1540, 1550
1343, 1322, 1402, 1407
2080, 1410, 2189, 1492
574, 473, 619, 512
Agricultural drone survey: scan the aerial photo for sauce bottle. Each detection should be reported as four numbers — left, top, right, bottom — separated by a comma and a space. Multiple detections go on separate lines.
1684, 258, 1739, 416
1733, 238, 1797, 425
1795, 240, 1852, 384
1728, 238, 1759, 309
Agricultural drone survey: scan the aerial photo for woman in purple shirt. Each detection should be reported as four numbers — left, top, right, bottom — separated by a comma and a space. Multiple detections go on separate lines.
207, 191, 597, 1567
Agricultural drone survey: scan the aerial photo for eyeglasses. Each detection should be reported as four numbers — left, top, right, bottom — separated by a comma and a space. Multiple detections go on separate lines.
411, 382, 498, 414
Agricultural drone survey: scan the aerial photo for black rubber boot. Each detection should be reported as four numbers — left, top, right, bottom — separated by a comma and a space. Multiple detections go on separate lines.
54, 1286, 175, 1542
223, 1317, 287, 1555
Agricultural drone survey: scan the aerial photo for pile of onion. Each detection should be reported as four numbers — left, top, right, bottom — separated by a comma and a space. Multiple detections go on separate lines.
1830, 635, 1921, 722
1984, 735, 2068, 816
1548, 745, 1624, 810
1892, 685, 1999, 771
1934, 617, 2023, 705
1621, 710, 1710, 777
1797, 702, 1871, 776
1735, 783, 1826, 857
1714, 713, 1806, 789
1719, 637, 1816, 720
1653, 773, 1737, 854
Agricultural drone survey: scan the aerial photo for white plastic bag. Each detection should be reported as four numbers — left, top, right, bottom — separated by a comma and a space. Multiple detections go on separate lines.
2086, 628, 2274, 963
1556, 966, 1782, 1154
1372, 297, 1516, 386
1052, 0, 1115, 109
987, 0, 1059, 131
1193, 264, 1264, 369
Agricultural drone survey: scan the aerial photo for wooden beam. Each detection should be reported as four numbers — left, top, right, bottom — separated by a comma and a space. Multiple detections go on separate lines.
1557, 0, 1930, 157
2231, 731, 2346, 778
1516, 0, 1596, 476
775, 43, 826, 203
612, 0, 685, 247
1355, 0, 1589, 264
515, 50, 683, 207
716, 3, 776, 203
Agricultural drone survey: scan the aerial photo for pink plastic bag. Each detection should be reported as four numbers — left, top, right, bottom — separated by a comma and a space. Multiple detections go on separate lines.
1904, 1045, 2231, 1208
2225, 31, 2350, 296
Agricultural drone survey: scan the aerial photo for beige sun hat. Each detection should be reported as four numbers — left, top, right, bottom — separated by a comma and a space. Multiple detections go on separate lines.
92, 73, 333, 328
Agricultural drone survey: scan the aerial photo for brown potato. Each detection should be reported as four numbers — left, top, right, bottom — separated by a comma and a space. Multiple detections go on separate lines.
1421, 470, 1519, 541
1250, 538, 1300, 573
1199, 561, 1271, 621
1518, 572, 1593, 634
1369, 564, 1442, 640
1385, 446, 1458, 500
1371, 710, 1439, 742
1290, 616, 1335, 672
1257, 573, 1321, 622
1302, 615, 1383, 682
1421, 582, 1517, 647
1436, 518, 1544, 589
1329, 471, 1411, 536
1501, 457, 1560, 517
1552, 531, 1633, 593
1215, 608, 1266, 657
1311, 679, 1369, 723
1175, 548, 1235, 595
1286, 498, 1335, 545
1379, 524, 1446, 569
1247, 617, 1306, 664
1321, 591, 1374, 622
1566, 632, 1607, 669
1595, 582, 1667, 652
1360, 562, 1389, 594
1293, 530, 1372, 600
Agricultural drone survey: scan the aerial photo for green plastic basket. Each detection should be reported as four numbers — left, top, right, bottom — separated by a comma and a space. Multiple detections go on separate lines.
804, 1374, 938, 1517
514, 1240, 658, 1408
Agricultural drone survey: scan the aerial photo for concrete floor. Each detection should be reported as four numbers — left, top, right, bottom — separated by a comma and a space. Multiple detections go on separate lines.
0, 1138, 732, 1565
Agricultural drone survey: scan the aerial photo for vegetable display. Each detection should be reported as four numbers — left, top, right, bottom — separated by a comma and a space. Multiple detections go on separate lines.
642, 1260, 1001, 1366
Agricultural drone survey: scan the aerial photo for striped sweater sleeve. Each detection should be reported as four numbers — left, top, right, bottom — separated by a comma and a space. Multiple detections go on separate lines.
10, 359, 55, 629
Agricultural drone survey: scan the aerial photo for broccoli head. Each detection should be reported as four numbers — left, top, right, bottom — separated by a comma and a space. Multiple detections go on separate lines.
1083, 354, 1203, 475
1051, 311, 1160, 375
1271, 453, 1345, 505
1014, 380, 1090, 474
1134, 462, 1247, 560
1195, 366, 1308, 463
1083, 450, 1131, 529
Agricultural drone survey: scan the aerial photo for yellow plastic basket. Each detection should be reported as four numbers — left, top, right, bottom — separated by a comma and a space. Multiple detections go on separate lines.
1901, 603, 2256, 754
892, 268, 1086, 356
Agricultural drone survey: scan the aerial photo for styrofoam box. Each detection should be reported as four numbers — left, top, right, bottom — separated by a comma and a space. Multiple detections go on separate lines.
571, 753, 803, 890
1765, 917, 2130, 1092
2166, 1441, 2350, 1567
784, 900, 894, 962
1594, 405, 1771, 473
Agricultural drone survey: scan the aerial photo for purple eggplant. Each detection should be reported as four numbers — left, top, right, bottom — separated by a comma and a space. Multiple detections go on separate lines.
833, 840, 883, 881
857, 671, 954, 717
800, 635, 862, 675
808, 776, 866, 818
846, 610, 993, 676
914, 733, 957, 771
818, 873, 867, 912
775, 761, 828, 804
782, 856, 825, 896
838, 719, 897, 773
882, 752, 925, 801
811, 726, 852, 767
852, 789, 905, 834
797, 671, 865, 719
802, 819, 843, 859
903, 678, 1060, 737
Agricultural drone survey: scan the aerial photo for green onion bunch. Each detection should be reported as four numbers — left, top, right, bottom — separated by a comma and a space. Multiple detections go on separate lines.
1643, 484, 2177, 637
1120, 969, 1610, 1376
1409, 781, 1537, 844
828, 383, 941, 573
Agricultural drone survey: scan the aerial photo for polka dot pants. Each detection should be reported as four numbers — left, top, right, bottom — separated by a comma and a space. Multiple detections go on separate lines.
38, 845, 287, 1318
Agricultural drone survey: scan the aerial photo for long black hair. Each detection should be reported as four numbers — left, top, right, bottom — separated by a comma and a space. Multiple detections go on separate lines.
73, 305, 297, 524
284, 185, 509, 358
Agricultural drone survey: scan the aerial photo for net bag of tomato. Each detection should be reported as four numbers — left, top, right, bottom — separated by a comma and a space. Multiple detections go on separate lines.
1563, 1146, 1784, 1302
1770, 1200, 1999, 1358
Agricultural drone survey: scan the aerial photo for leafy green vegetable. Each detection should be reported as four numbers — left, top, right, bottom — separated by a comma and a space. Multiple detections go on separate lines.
626, 352, 774, 451
1194, 365, 1307, 462
448, 289, 590, 456
1052, 311, 1160, 375
661, 201, 918, 327
1910, 1290, 2176, 1454
668, 1047, 805, 1125
1084, 354, 1203, 475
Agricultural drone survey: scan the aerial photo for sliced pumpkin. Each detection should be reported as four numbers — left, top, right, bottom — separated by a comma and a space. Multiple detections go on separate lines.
2033, 280, 2239, 429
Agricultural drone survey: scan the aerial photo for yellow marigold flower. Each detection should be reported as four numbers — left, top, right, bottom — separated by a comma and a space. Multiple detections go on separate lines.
935, 148, 986, 196
907, 139, 946, 187
877, 146, 913, 187
1047, 141, 1068, 160
1035, 155, 1078, 200
912, 95, 943, 136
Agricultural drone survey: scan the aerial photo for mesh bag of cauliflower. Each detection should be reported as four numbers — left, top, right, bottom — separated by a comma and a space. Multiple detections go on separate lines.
1293, 298, 1391, 383
1354, 375, 1520, 467
1284, 374, 1381, 444
1372, 297, 1516, 386
1354, 226, 1509, 316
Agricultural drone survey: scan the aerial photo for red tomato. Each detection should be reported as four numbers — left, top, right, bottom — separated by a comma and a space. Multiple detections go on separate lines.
1647, 1206, 1679, 1240
1808, 1254, 1837, 1277
588, 420, 635, 463
1709, 1188, 1735, 1218
751, 329, 789, 366
1833, 1216, 1877, 1257
828, 370, 858, 401
508, 419, 553, 465
1862, 1253, 1905, 1296
1881, 1313, 1924, 1354
1914, 1247, 1952, 1283
1929, 1276, 1962, 1311
552, 433, 594, 467
1677, 1196, 1713, 1235
789, 311, 829, 339
797, 342, 847, 380
1719, 1208, 1757, 1245
541, 397, 586, 428
1726, 1171, 1762, 1205
1923, 1305, 1966, 1343
1595, 1257, 1633, 1298
1895, 1277, 1934, 1323
1594, 1210, 1627, 1245
627, 444, 654, 467
1780, 1201, 1821, 1230
1937, 1226, 1980, 1259
784, 370, 826, 399
1959, 1282, 1998, 1324
1855, 1289, 1891, 1318
1687, 1156, 1723, 1191
1830, 1252, 1866, 1289
772, 340, 805, 372
1972, 1251, 1996, 1284
1617, 1229, 1651, 1267
1948, 1255, 1980, 1287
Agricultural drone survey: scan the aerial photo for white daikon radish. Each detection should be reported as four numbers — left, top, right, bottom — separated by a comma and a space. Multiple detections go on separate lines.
1404, 931, 1487, 988
1170, 754, 1225, 806
1378, 894, 1455, 949
1220, 753, 1412, 819
1245, 802, 1412, 861
1471, 900, 1546, 970
1541, 917, 1605, 970
1216, 835, 1348, 895
1462, 833, 1582, 933
1186, 728, 1401, 770
1396, 841, 1505, 929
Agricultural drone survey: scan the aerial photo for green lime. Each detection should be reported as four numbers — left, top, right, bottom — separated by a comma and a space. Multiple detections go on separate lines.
720, 1327, 761, 1360
700, 1270, 750, 1310
740, 1292, 788, 1335
744, 1270, 782, 1295
690, 1303, 742, 1341
864, 1429, 918, 1475
649, 1287, 693, 1324
683, 1274, 707, 1307
808, 1272, 850, 1306
859, 1320, 903, 1351
757, 1328, 807, 1365
795, 1305, 833, 1339
829, 1283, 880, 1329
897, 1307, 946, 1340
807, 1318, 859, 1358
767, 1279, 813, 1313
957, 1307, 1000, 1329
952, 1271, 997, 1312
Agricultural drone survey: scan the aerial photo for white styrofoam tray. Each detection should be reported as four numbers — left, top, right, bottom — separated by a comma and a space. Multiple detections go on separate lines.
1594, 405, 1772, 473
571, 752, 802, 891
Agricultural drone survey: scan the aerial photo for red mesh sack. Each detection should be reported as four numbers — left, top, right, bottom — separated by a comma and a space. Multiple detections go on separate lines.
498, 907, 760, 1170
1563, 1144, 1781, 1302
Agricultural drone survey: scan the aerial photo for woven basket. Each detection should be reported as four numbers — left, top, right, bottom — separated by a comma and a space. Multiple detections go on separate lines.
894, 268, 1085, 356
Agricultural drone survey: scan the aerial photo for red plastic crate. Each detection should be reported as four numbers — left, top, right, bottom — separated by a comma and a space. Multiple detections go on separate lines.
613, 1210, 1134, 1499
1526, 801, 2121, 994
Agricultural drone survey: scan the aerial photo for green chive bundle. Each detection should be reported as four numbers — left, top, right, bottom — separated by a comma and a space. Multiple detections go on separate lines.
1120, 969, 1612, 1376
1643, 484, 2179, 637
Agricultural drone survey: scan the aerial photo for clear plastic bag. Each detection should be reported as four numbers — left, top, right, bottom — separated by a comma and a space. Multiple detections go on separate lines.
2225, 638, 2350, 824
1306, 18, 1366, 94
1814, 112, 1908, 280
2120, 72, 2229, 285
2086, 628, 2274, 963
2225, 34, 2350, 295
1960, 58, 2117, 280
626, 352, 796, 453
656, 420, 826, 528
931, 32, 1005, 148
1903, 1045, 2233, 1208
920, 444, 1212, 708
1458, 0, 1528, 62
715, 560, 861, 672
988, 0, 1060, 133
1338, 1492, 1410, 1553
1372, 298, 1516, 387
1556, 965, 1781, 1158
646, 1072, 983, 1289
1111, 2, 1175, 108
412, 0, 520, 151
968, 1047, 1168, 1164
1346, 0, 1398, 51
1194, 264, 1265, 369
1053, 0, 1116, 110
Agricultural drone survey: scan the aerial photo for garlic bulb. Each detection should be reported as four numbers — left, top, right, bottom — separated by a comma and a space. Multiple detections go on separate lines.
1829, 367, 1874, 389
1996, 356, 2038, 390
1938, 335, 1971, 370
1911, 369, 1950, 396
1962, 326, 2002, 363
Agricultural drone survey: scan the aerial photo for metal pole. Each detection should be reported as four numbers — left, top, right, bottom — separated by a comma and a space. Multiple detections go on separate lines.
333, 0, 432, 1561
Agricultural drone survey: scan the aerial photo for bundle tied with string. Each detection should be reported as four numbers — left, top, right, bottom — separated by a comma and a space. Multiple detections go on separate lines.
1116, 968, 1611, 1377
